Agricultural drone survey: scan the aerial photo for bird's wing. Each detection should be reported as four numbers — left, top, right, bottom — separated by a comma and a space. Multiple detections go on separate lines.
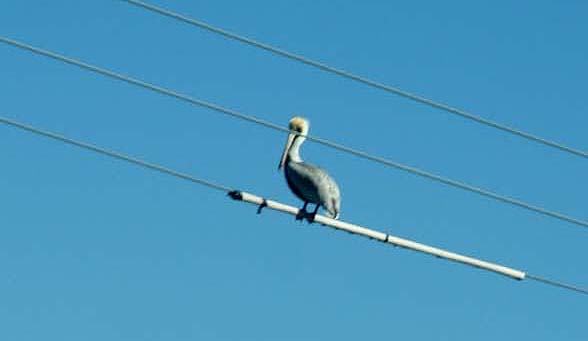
294, 162, 340, 207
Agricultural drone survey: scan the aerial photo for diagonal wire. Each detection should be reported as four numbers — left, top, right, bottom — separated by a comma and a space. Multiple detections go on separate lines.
0, 115, 232, 192
123, 0, 588, 159
526, 274, 588, 295
1, 114, 586, 296
1, 36, 587, 229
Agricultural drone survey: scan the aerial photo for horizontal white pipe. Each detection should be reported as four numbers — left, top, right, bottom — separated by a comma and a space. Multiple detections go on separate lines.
231, 191, 526, 280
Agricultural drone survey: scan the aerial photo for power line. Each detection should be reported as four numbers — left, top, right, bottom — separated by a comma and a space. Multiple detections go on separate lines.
0, 115, 231, 193
0, 114, 585, 296
123, 0, 588, 160
526, 274, 588, 295
1, 35, 587, 229
231, 190, 587, 295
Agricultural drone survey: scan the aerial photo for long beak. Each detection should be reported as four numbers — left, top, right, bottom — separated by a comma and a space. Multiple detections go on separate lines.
278, 133, 295, 170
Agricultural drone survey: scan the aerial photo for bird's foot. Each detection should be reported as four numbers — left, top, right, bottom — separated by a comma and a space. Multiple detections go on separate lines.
305, 204, 320, 224
295, 209, 306, 221
296, 202, 309, 222
256, 199, 268, 214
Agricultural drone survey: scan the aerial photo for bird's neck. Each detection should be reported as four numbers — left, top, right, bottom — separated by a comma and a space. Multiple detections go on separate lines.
287, 136, 305, 163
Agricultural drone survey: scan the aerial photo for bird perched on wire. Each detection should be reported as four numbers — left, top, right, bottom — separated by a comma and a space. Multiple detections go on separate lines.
278, 116, 341, 222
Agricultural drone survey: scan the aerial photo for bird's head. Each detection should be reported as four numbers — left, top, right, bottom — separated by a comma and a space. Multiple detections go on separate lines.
288, 116, 310, 136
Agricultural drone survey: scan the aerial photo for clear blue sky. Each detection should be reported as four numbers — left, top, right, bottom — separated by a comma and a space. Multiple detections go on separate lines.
1, 1, 586, 340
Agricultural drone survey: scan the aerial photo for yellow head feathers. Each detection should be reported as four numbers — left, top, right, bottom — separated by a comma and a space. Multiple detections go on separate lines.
289, 116, 310, 135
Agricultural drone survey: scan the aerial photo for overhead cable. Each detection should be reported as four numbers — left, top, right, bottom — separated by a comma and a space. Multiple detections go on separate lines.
124, 0, 588, 159
1, 114, 585, 295
0, 115, 231, 192
1, 36, 587, 230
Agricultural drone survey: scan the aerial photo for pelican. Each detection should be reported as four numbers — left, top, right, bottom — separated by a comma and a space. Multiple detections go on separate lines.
278, 116, 341, 221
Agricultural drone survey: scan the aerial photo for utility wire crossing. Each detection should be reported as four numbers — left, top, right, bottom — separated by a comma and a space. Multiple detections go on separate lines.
124, 0, 588, 160
0, 114, 585, 295
1, 36, 587, 230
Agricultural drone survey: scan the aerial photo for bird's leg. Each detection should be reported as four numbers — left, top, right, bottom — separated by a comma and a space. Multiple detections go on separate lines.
306, 204, 320, 224
296, 202, 308, 221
